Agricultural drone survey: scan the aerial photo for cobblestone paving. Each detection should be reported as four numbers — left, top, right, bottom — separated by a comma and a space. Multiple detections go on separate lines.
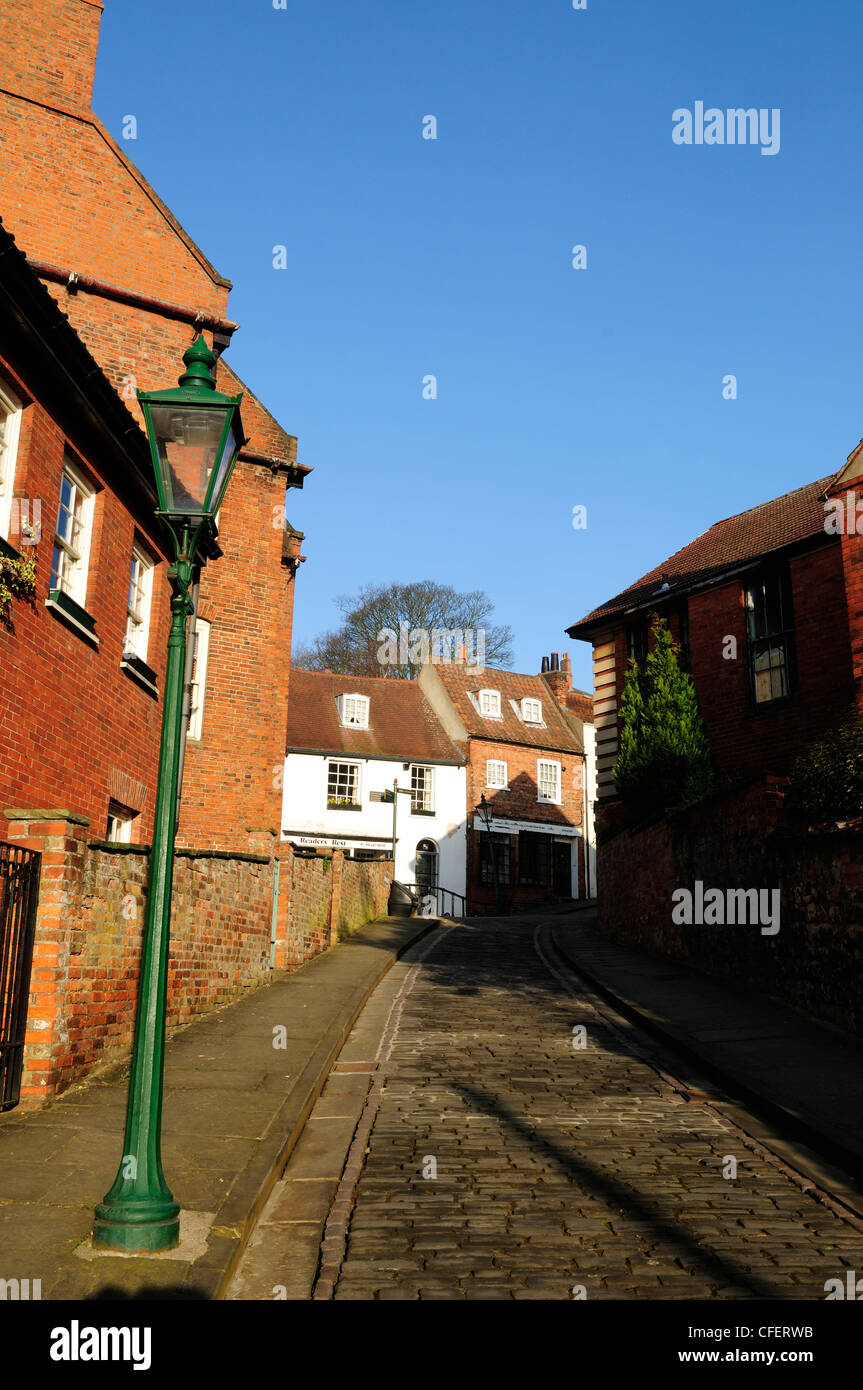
331, 918, 863, 1301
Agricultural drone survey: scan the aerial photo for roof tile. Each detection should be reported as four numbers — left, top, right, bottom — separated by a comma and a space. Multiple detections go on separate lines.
286, 670, 464, 763
434, 666, 584, 753
567, 476, 834, 634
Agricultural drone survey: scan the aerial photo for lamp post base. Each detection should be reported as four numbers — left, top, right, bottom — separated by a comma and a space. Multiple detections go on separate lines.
93, 1199, 181, 1254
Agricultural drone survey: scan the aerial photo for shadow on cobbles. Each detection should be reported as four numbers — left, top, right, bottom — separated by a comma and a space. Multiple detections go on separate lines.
452, 1079, 783, 1298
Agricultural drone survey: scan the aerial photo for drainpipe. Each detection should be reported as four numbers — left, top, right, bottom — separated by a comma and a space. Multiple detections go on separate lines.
174, 579, 200, 831
26, 258, 238, 343
392, 780, 398, 868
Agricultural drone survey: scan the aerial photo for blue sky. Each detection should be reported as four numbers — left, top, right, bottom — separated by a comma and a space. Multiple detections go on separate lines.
94, 0, 863, 690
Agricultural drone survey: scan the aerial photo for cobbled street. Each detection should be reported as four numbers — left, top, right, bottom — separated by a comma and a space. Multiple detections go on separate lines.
231, 917, 863, 1302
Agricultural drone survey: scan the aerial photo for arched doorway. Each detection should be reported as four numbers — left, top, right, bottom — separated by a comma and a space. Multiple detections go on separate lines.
415, 838, 438, 899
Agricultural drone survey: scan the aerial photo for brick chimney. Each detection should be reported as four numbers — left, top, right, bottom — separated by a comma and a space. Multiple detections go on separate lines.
0, 0, 104, 111
542, 651, 572, 707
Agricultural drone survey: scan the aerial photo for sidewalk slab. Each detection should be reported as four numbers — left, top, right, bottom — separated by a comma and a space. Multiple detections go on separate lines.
551, 910, 863, 1190
0, 914, 436, 1300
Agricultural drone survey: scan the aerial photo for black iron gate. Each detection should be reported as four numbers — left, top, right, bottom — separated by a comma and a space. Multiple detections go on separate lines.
0, 842, 41, 1111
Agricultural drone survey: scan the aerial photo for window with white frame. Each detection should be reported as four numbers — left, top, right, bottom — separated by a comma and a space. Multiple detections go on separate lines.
486, 759, 508, 789
106, 800, 138, 844
0, 380, 22, 541
537, 759, 561, 804
521, 697, 542, 724
124, 544, 154, 661
479, 688, 501, 718
50, 458, 95, 606
327, 760, 361, 808
337, 693, 370, 728
411, 765, 435, 813
187, 618, 211, 741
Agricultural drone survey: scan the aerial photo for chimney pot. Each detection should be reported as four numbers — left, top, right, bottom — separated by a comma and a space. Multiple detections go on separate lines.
551, 652, 560, 671
541, 656, 550, 673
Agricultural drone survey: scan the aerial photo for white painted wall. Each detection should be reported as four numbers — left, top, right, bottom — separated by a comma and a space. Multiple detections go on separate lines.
281, 753, 467, 904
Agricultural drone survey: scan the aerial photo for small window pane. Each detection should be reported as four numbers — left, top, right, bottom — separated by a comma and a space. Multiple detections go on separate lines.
745, 571, 794, 705
411, 765, 434, 812
328, 762, 360, 806
486, 760, 507, 789
538, 760, 560, 802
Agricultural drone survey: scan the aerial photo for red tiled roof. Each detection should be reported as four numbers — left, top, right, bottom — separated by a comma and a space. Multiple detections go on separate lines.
567, 477, 835, 636
433, 666, 583, 753
286, 670, 464, 763
566, 688, 594, 722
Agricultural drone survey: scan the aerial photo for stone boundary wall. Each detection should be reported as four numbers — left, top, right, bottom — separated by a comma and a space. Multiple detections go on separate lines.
5, 811, 393, 1102
597, 779, 863, 1036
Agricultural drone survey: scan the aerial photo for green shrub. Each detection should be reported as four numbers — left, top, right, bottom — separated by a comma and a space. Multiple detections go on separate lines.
0, 552, 36, 613
614, 613, 713, 817
788, 708, 863, 823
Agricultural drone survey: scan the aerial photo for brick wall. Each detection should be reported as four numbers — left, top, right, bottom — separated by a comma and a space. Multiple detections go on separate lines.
466, 737, 584, 910
595, 541, 854, 798
688, 544, 853, 780
0, 0, 103, 112
283, 851, 393, 965
6, 814, 274, 1100
597, 779, 863, 1035
0, 357, 170, 847
0, 0, 305, 858
284, 853, 333, 966
176, 457, 296, 853
335, 857, 392, 941
6, 810, 395, 1101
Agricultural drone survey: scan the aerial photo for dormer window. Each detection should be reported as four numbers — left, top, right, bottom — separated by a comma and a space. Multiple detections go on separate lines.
521, 697, 542, 724
479, 689, 501, 718
337, 693, 370, 728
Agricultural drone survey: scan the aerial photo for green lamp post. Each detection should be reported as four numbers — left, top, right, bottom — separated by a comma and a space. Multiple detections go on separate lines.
476, 793, 504, 916
93, 336, 246, 1253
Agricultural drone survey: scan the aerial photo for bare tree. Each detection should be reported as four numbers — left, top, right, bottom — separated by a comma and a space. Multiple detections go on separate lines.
292, 580, 514, 679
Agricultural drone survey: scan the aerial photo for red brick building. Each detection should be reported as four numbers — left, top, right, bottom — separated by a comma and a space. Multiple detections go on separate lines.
565, 455, 863, 1032
419, 658, 592, 911
0, 0, 318, 1101
0, 221, 172, 842
0, 0, 309, 854
566, 473, 860, 806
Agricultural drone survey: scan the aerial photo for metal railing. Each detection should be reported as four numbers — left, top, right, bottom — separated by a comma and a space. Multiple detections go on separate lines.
0, 842, 41, 1110
400, 883, 474, 921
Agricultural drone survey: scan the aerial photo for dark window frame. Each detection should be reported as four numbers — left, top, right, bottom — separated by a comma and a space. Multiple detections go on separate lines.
479, 831, 512, 887
518, 831, 552, 887
744, 568, 797, 709
626, 619, 648, 671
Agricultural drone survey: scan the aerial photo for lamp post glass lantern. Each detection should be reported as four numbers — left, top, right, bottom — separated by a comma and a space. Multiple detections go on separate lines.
93, 336, 245, 1254
138, 335, 244, 532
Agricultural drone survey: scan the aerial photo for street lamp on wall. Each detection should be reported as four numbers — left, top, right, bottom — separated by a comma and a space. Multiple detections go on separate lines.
93, 336, 246, 1255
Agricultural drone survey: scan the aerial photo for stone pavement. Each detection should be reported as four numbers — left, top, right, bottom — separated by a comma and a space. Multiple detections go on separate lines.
0, 913, 434, 1300
551, 909, 863, 1206
229, 913, 863, 1301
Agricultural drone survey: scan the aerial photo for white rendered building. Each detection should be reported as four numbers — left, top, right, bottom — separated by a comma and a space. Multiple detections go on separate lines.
281, 670, 467, 910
